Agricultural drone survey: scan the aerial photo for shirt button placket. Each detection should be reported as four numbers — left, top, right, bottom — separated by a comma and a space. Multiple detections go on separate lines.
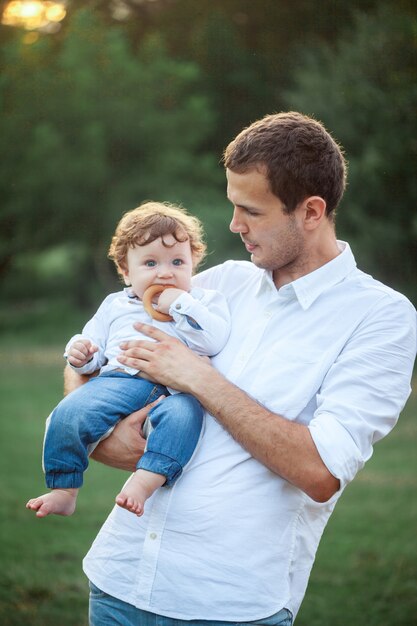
135, 489, 172, 605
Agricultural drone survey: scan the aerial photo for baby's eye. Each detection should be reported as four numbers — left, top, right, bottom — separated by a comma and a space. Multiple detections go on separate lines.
172, 259, 183, 266
145, 260, 156, 267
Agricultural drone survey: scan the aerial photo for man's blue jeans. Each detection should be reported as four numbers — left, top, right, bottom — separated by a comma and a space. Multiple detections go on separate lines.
43, 371, 203, 488
89, 582, 293, 626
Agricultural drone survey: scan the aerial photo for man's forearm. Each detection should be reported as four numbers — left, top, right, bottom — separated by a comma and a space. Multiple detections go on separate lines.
63, 364, 96, 395
117, 325, 340, 501
63, 364, 148, 471
186, 364, 340, 503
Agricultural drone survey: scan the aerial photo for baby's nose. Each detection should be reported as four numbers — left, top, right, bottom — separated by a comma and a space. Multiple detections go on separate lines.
157, 266, 174, 277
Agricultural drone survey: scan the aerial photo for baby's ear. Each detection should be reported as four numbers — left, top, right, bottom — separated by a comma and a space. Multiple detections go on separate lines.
119, 264, 130, 285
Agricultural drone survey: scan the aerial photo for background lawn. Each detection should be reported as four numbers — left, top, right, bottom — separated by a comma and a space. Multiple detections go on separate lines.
0, 340, 415, 625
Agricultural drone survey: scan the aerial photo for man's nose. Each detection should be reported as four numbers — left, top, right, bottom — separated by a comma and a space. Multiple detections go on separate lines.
229, 208, 246, 233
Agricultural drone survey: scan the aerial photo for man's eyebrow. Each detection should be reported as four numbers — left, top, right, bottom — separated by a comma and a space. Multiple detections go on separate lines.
229, 199, 260, 212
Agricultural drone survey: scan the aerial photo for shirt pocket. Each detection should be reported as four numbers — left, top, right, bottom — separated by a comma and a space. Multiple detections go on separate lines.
243, 346, 324, 420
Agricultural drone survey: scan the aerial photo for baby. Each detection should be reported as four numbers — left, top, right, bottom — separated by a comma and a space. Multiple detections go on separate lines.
27, 201, 230, 518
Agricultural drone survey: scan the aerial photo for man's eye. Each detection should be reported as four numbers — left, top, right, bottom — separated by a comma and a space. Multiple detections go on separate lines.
173, 259, 183, 266
145, 260, 156, 267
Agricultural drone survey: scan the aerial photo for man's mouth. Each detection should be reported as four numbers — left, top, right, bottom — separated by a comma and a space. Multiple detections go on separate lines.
243, 240, 257, 253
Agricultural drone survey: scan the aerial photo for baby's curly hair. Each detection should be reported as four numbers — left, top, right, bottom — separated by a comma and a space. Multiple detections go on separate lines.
108, 201, 207, 278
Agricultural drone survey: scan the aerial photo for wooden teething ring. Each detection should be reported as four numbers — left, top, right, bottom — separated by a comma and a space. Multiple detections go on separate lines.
142, 284, 175, 322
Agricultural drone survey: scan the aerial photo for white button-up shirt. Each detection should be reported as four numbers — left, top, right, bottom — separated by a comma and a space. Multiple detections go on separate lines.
83, 242, 416, 620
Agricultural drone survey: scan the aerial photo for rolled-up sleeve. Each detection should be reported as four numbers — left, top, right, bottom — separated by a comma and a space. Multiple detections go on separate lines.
309, 294, 416, 488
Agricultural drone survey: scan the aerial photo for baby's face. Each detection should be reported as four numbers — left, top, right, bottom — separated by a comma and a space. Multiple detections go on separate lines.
122, 235, 193, 299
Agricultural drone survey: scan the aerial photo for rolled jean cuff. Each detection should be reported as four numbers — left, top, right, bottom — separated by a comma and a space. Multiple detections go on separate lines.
137, 451, 182, 486
46, 470, 84, 489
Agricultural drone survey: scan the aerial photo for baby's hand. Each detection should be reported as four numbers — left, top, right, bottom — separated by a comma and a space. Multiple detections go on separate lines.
156, 288, 186, 314
67, 339, 98, 368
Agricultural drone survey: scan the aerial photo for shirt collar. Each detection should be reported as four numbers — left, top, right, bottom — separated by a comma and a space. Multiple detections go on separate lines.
124, 287, 139, 300
256, 241, 357, 310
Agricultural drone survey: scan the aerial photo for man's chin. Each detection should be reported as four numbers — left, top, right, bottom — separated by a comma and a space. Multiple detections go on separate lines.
250, 254, 265, 269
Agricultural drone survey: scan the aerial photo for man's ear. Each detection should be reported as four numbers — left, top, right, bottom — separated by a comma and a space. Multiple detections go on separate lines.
302, 196, 327, 230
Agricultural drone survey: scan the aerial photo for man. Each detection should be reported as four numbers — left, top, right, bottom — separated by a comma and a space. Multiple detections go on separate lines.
71, 112, 416, 625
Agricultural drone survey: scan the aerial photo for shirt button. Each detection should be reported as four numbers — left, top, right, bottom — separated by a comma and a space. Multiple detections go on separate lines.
149, 532, 157, 540
264, 309, 272, 318
175, 303, 181, 310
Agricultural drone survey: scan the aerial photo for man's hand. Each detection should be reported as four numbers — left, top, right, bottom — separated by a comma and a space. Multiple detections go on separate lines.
117, 323, 211, 392
90, 398, 165, 471
117, 323, 339, 502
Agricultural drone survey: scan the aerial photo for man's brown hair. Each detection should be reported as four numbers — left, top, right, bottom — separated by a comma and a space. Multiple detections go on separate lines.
223, 111, 347, 218
108, 201, 207, 277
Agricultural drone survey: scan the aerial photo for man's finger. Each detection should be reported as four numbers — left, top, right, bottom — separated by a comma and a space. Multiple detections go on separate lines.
133, 322, 173, 341
135, 395, 165, 417
123, 395, 165, 424
119, 339, 158, 351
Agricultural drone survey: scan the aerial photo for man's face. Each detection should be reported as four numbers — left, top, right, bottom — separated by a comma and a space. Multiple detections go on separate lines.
226, 167, 305, 285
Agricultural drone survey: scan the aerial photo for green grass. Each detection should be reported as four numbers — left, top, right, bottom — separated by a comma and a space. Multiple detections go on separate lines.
0, 346, 126, 626
0, 344, 416, 625
296, 387, 417, 625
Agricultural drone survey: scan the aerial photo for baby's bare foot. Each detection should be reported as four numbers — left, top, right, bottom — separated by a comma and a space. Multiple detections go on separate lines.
115, 470, 165, 516
26, 488, 78, 518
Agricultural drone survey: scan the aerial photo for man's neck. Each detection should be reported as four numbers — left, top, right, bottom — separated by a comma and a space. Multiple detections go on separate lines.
273, 236, 341, 289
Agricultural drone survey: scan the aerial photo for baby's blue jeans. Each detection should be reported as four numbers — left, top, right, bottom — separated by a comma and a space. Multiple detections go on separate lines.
43, 371, 203, 488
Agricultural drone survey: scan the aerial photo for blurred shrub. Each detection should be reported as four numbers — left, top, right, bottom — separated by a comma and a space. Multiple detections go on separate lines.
285, 5, 417, 303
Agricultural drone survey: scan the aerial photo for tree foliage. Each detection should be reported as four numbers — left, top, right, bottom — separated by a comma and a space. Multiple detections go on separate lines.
0, 8, 224, 304
285, 4, 417, 301
0, 1, 415, 307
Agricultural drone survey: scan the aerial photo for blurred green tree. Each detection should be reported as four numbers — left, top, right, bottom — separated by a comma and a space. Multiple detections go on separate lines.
130, 0, 385, 153
1, 1, 416, 309
285, 4, 417, 303
0, 8, 223, 305
67, 1, 394, 155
